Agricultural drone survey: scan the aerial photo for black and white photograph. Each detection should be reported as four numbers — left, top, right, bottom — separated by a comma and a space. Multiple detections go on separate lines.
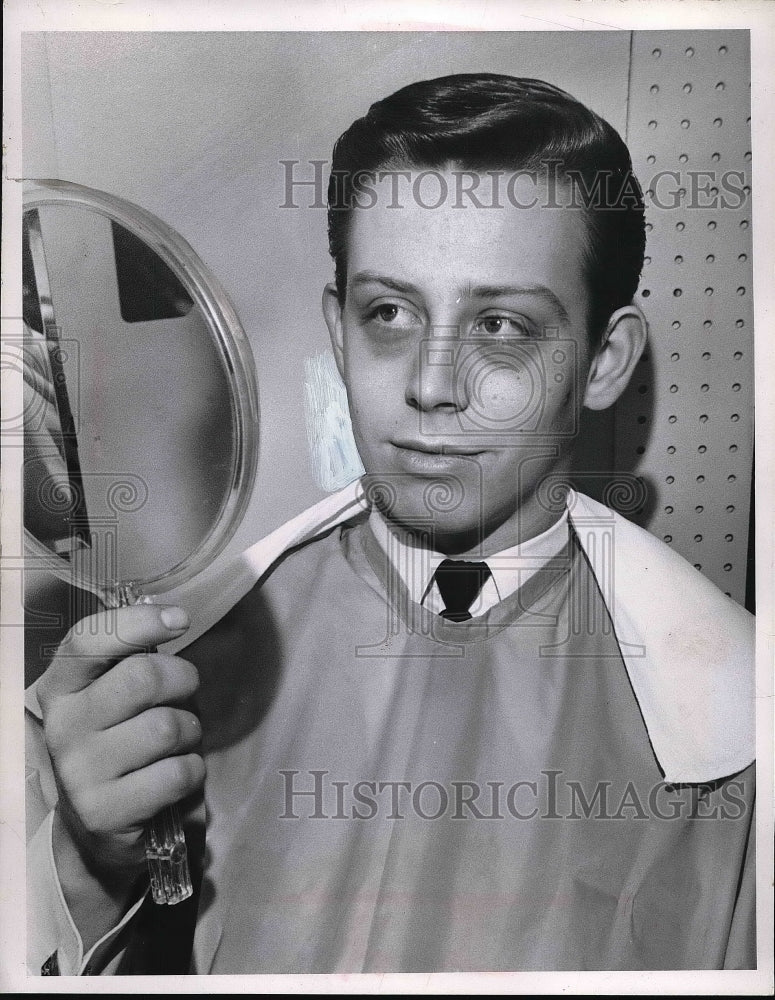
1, 0, 773, 992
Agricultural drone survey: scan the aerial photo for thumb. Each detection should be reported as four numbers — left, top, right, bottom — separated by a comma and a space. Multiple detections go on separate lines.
38, 604, 190, 700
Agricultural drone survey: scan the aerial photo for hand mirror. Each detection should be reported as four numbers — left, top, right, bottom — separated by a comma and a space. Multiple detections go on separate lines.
22, 179, 259, 905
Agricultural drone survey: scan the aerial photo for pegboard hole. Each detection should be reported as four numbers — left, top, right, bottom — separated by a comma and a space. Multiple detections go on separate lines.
674, 254, 683, 263
725, 533, 734, 542
740, 220, 749, 229
637, 415, 647, 424
706, 254, 715, 263
671, 320, 681, 330
637, 384, 649, 394
732, 382, 741, 392
735, 319, 744, 328
729, 444, 738, 452
695, 505, 704, 513
727, 474, 737, 483
685, 46, 694, 57
738, 252, 747, 262
682, 83, 692, 93
664, 535, 673, 543
698, 445, 707, 453
699, 414, 708, 423
696, 475, 705, 483
726, 504, 735, 512
650, 84, 660, 94
673, 288, 682, 297
666, 475, 675, 484
744, 151, 751, 161
730, 413, 740, 422
664, 505, 674, 514
670, 352, 680, 361
711, 152, 721, 162
723, 564, 733, 572
743, 185, 751, 195
652, 47, 662, 58
667, 445, 676, 454
715, 81, 725, 91
700, 384, 709, 393
668, 414, 677, 424
694, 534, 703, 543
694, 563, 702, 570
678, 153, 688, 163
701, 351, 711, 360
703, 320, 713, 329
644, 255, 652, 264
648, 120, 658, 130
680, 119, 690, 129
713, 117, 723, 128
669, 384, 678, 393
676, 222, 685, 232
636, 445, 645, 455
736, 286, 746, 296
646, 154, 656, 164
733, 351, 743, 360
707, 220, 717, 230
704, 287, 714, 296
641, 289, 650, 297
719, 45, 728, 55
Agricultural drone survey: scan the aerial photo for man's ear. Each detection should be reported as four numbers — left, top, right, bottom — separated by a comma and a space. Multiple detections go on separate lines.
322, 283, 345, 379
583, 303, 648, 411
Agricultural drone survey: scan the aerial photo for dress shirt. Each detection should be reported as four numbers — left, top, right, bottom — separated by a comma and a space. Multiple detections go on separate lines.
368, 506, 570, 617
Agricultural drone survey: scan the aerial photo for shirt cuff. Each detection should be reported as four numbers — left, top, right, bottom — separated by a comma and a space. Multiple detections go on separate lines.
27, 810, 147, 975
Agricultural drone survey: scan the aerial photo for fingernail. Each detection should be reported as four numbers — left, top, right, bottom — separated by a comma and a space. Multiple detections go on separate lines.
160, 606, 190, 632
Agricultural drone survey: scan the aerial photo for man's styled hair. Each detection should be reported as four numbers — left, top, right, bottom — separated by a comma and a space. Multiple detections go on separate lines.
327, 73, 646, 347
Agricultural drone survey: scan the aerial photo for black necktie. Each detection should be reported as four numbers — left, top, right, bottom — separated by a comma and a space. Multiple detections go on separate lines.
433, 559, 492, 622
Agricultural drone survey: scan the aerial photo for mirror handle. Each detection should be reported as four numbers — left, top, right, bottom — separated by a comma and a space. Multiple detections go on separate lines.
114, 586, 193, 906
145, 803, 193, 906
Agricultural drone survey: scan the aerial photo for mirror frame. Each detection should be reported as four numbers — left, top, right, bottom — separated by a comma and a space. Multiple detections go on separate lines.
23, 179, 259, 597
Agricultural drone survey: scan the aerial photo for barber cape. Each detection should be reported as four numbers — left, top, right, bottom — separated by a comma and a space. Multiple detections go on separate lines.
25, 483, 755, 975
162, 482, 754, 785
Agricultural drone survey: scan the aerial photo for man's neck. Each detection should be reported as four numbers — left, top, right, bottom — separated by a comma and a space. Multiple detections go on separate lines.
377, 488, 569, 560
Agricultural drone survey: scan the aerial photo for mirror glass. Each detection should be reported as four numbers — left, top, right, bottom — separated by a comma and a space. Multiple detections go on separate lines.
23, 180, 258, 603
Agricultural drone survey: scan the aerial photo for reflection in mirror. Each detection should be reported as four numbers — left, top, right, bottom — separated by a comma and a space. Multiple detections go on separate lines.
22, 181, 258, 601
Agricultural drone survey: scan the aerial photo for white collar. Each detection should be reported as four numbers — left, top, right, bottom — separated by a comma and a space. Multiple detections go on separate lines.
367, 506, 570, 614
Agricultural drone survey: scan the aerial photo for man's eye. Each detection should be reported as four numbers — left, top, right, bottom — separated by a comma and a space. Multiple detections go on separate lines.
472, 315, 531, 337
365, 303, 421, 329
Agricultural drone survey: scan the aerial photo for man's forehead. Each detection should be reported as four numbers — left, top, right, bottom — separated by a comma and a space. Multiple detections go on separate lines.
345, 168, 589, 291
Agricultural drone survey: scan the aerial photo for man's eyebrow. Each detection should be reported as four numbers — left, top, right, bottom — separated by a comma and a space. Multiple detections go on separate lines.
468, 284, 570, 324
350, 271, 421, 295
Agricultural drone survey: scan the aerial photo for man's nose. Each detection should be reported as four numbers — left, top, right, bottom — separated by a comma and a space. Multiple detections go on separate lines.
405, 332, 469, 412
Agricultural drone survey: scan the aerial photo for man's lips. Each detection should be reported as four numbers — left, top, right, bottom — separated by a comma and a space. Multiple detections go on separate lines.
392, 440, 485, 456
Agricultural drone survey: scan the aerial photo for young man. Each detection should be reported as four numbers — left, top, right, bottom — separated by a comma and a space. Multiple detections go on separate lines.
26, 74, 755, 974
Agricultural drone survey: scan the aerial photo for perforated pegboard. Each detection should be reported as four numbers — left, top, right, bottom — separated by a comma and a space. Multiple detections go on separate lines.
617, 31, 753, 606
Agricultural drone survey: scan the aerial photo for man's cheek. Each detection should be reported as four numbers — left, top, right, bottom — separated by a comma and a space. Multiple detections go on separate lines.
468, 366, 536, 429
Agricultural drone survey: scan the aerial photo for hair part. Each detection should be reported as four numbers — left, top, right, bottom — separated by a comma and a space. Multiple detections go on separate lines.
327, 73, 646, 348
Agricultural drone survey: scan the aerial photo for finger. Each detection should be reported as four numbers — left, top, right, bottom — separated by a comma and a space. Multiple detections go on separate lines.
76, 754, 206, 831
87, 707, 202, 781
39, 605, 190, 701
86, 654, 200, 730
